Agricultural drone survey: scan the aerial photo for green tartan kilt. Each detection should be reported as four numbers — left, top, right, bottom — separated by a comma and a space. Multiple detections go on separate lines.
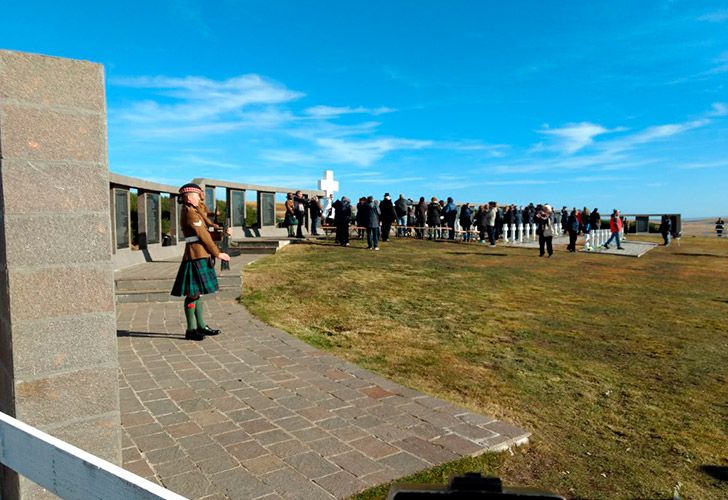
171, 258, 219, 297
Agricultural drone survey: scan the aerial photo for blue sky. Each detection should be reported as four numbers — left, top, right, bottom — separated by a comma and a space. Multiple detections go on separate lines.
3, 1, 727, 216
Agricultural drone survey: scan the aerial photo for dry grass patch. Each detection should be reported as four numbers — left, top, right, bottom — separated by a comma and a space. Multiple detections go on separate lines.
242, 236, 728, 499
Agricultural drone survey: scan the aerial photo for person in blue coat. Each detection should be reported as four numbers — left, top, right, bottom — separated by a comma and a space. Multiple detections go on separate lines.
442, 197, 458, 240
459, 203, 473, 242
363, 196, 381, 250
566, 208, 580, 252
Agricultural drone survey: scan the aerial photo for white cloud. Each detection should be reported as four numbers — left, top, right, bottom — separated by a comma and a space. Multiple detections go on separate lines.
539, 122, 623, 154
697, 10, 728, 23
111, 74, 303, 124
304, 105, 397, 118
709, 102, 728, 117
676, 161, 728, 170
315, 137, 432, 166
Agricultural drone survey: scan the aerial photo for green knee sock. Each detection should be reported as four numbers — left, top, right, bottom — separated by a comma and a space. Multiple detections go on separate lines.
184, 297, 197, 331
194, 299, 207, 329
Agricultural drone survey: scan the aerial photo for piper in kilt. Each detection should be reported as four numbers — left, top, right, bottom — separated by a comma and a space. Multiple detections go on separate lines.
171, 183, 231, 340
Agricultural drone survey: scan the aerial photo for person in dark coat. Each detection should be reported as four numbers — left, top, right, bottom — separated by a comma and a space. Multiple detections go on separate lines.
426, 197, 441, 240
355, 197, 367, 239
415, 197, 427, 239
536, 204, 555, 257
442, 197, 458, 240
332, 196, 352, 246
659, 215, 672, 246
590, 208, 601, 230
379, 193, 397, 242
561, 207, 569, 235
475, 204, 488, 243
293, 190, 307, 238
363, 196, 381, 249
459, 203, 473, 242
566, 208, 579, 252
395, 194, 408, 237
308, 196, 322, 236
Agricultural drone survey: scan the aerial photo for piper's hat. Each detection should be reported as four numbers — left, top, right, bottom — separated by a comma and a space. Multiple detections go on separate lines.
179, 183, 203, 195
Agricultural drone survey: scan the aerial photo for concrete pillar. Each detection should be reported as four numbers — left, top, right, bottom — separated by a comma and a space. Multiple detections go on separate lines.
169, 194, 179, 245
0, 50, 120, 498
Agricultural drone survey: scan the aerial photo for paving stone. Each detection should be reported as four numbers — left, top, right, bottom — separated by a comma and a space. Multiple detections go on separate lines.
393, 436, 459, 465
163, 470, 214, 498
314, 470, 369, 498
134, 432, 176, 453
213, 429, 251, 447
121, 411, 155, 428
145, 445, 188, 465
266, 439, 308, 459
198, 453, 240, 475
166, 421, 203, 439
431, 433, 484, 457
284, 451, 339, 479
261, 468, 334, 499
157, 412, 191, 426
242, 454, 287, 475
227, 440, 269, 461
330, 450, 384, 478
124, 459, 155, 478
254, 429, 294, 446
306, 436, 353, 457
210, 467, 273, 500
239, 418, 277, 435
327, 425, 370, 443
378, 451, 431, 476
273, 415, 312, 432
155, 457, 197, 478
186, 443, 229, 462
350, 436, 400, 460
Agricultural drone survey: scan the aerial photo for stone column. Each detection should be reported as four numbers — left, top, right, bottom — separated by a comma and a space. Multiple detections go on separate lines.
169, 194, 179, 245
0, 50, 120, 498
137, 191, 149, 249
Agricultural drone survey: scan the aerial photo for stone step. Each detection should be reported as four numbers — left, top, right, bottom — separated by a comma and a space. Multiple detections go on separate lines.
115, 274, 241, 292
115, 286, 241, 304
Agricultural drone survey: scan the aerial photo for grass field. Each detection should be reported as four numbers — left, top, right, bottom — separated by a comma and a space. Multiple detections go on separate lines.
241, 235, 728, 499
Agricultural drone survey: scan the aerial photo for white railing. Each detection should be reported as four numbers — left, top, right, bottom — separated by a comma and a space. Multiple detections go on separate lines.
0, 412, 186, 500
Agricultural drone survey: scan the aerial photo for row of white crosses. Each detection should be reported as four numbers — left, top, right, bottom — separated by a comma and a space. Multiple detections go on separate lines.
500, 223, 539, 243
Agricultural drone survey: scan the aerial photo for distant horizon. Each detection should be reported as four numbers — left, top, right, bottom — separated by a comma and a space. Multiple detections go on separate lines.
3, 1, 727, 218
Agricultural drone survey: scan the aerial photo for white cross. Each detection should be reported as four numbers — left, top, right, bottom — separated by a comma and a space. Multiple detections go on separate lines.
318, 170, 339, 198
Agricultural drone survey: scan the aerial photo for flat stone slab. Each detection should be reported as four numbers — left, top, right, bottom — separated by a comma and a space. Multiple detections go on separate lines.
117, 287, 530, 498
579, 239, 658, 258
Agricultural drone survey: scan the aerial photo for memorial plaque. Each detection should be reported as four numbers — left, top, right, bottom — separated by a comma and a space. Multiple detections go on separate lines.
231, 190, 245, 226
205, 186, 215, 207
261, 192, 275, 226
146, 193, 160, 244
636, 216, 649, 233
114, 189, 129, 249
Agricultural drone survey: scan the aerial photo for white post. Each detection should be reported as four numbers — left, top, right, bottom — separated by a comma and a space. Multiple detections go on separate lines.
531, 223, 537, 240
503, 224, 509, 243
518, 223, 524, 243
524, 223, 530, 241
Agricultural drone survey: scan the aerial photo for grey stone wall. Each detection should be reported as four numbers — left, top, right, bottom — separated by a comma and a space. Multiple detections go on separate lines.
0, 50, 120, 498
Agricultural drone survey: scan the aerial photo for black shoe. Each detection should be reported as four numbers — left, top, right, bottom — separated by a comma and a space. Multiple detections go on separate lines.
185, 329, 204, 341
617, 247, 625, 250
198, 326, 221, 336
603, 244, 610, 249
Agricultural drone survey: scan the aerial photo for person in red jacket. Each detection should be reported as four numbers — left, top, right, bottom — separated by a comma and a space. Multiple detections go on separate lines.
602, 209, 625, 250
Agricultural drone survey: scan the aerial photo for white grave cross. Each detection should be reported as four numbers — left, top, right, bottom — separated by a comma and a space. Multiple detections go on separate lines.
318, 170, 339, 198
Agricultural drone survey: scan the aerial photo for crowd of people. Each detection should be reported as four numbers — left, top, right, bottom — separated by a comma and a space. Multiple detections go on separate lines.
284, 192, 644, 256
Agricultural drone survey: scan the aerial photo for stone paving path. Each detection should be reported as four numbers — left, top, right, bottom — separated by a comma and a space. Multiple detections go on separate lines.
117, 260, 530, 499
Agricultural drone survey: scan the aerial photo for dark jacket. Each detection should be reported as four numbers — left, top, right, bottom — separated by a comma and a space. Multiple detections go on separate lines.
567, 213, 579, 232
660, 217, 672, 234
380, 198, 397, 224
355, 202, 367, 226
363, 201, 380, 228
308, 199, 322, 218
394, 197, 408, 218
515, 210, 523, 225
416, 201, 427, 224
332, 199, 351, 226
590, 210, 601, 229
427, 202, 441, 226
459, 206, 473, 226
